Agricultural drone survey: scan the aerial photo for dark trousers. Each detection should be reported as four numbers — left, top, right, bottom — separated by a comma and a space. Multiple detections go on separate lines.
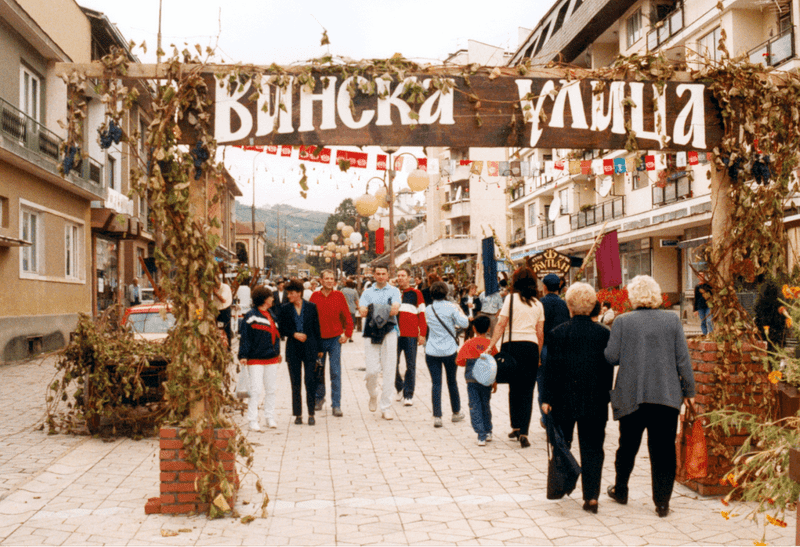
614, 403, 680, 506
556, 412, 607, 501
425, 353, 461, 418
286, 342, 317, 417
503, 341, 538, 436
395, 336, 417, 399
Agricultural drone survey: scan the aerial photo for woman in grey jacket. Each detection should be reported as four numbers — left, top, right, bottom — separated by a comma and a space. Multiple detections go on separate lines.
604, 275, 696, 518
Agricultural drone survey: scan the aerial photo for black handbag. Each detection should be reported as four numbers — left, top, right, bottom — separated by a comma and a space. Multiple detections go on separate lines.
494, 293, 518, 384
544, 413, 581, 499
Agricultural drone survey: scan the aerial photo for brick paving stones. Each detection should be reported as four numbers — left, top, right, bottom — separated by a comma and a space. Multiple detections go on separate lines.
0, 337, 796, 545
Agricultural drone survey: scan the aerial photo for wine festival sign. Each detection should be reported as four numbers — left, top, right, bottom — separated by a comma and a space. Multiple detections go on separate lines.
202, 71, 723, 152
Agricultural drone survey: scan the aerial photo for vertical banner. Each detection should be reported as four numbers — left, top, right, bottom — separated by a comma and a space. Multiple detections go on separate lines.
482, 237, 499, 296
596, 230, 622, 289
375, 227, 385, 255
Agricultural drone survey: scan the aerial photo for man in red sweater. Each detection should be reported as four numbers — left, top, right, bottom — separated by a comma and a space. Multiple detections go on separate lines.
310, 270, 354, 417
395, 268, 427, 406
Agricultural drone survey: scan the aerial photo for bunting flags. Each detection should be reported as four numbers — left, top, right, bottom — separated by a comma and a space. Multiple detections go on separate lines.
231, 145, 713, 185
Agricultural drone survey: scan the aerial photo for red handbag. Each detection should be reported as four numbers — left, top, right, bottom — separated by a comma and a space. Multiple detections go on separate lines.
684, 401, 708, 480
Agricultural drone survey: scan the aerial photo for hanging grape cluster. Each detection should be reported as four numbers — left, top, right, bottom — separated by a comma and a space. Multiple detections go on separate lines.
99, 120, 123, 149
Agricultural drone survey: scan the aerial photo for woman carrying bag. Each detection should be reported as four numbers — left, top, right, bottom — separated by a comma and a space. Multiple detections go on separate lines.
487, 266, 544, 448
424, 281, 469, 428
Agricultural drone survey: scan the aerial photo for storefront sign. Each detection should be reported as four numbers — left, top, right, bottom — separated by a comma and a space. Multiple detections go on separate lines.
198, 72, 723, 152
529, 248, 571, 276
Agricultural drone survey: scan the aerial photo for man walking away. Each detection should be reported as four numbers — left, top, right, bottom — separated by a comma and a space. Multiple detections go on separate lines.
537, 274, 570, 425
477, 278, 505, 338
394, 268, 427, 406
310, 270, 353, 417
359, 266, 401, 420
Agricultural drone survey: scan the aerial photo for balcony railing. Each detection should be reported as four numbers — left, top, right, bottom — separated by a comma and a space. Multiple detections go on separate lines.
0, 96, 103, 190
537, 221, 555, 240
647, 5, 684, 51
652, 174, 692, 206
570, 196, 625, 230
749, 28, 795, 67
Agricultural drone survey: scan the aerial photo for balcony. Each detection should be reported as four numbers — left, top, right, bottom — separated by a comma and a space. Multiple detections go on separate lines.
748, 28, 795, 67
570, 196, 625, 230
0, 97, 105, 200
537, 221, 555, 240
647, 5, 684, 51
443, 198, 471, 219
652, 174, 692, 206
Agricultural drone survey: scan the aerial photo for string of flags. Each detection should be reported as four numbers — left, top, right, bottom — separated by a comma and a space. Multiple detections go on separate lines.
234, 145, 711, 178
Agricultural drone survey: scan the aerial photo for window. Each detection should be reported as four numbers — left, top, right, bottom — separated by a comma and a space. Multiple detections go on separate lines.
0, 196, 7, 228
632, 169, 647, 190
528, 203, 537, 226
108, 156, 117, 191
620, 239, 652, 284
65, 223, 80, 279
698, 27, 721, 64
627, 9, 643, 48
534, 24, 551, 56
21, 209, 41, 273
20, 66, 41, 122
559, 188, 570, 215
553, 3, 570, 34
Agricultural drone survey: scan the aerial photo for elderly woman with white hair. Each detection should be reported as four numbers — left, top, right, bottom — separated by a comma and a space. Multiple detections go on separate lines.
540, 282, 612, 513
604, 275, 695, 518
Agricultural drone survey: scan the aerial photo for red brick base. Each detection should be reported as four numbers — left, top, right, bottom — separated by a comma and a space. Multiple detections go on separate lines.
677, 339, 769, 496
145, 427, 239, 515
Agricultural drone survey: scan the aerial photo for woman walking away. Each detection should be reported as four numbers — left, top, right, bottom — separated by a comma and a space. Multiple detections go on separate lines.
488, 265, 544, 448
239, 286, 282, 432
540, 282, 612, 513
424, 281, 469, 428
604, 275, 696, 518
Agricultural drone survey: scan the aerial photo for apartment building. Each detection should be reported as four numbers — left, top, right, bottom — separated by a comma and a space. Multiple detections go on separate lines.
410, 42, 512, 278
234, 220, 267, 270
505, 0, 798, 311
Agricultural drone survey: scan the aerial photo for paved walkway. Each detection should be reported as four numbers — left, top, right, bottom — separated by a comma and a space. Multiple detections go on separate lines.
0, 336, 794, 545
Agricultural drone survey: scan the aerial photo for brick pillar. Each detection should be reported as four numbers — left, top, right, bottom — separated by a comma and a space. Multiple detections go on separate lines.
677, 339, 770, 496
145, 426, 238, 515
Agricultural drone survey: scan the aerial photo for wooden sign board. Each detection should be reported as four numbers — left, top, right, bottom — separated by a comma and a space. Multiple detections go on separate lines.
199, 72, 723, 152
529, 248, 572, 277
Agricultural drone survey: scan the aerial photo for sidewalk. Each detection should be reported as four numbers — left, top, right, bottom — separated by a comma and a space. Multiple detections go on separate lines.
0, 337, 794, 545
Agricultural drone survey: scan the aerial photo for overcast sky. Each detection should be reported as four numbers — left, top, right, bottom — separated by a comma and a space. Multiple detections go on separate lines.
77, 0, 549, 212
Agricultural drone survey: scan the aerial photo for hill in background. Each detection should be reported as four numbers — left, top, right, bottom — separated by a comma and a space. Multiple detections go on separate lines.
235, 201, 329, 244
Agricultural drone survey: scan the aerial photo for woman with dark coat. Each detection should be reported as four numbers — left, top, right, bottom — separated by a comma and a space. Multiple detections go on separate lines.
278, 279, 323, 425
604, 275, 696, 518
487, 265, 545, 448
540, 282, 612, 513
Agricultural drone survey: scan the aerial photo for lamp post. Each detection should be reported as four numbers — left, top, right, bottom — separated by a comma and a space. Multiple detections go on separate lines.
380, 146, 399, 277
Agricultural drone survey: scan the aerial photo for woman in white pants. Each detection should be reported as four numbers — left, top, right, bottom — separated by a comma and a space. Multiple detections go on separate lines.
239, 286, 282, 431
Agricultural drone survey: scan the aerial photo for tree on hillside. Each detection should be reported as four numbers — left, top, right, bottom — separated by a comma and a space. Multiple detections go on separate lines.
308, 198, 376, 275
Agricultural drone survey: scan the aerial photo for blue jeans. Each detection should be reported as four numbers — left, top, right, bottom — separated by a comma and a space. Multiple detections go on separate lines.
465, 366, 492, 441
316, 337, 342, 408
395, 337, 417, 399
698, 308, 713, 335
425, 353, 461, 418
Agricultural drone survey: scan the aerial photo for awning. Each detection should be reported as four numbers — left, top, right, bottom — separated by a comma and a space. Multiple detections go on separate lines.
677, 236, 711, 249
0, 234, 31, 247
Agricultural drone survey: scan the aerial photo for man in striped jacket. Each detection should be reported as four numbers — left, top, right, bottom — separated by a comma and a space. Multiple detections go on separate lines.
395, 268, 427, 406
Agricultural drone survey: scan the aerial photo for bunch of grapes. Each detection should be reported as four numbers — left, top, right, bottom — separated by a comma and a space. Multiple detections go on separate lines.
191, 141, 210, 180
62, 145, 78, 174
99, 120, 123, 149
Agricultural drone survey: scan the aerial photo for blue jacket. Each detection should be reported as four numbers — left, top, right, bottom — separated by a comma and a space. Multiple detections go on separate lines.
238, 308, 281, 362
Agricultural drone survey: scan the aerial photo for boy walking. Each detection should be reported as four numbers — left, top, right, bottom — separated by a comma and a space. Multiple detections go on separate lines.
456, 316, 497, 446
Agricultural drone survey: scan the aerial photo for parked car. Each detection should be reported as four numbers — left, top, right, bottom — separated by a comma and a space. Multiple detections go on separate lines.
122, 303, 174, 342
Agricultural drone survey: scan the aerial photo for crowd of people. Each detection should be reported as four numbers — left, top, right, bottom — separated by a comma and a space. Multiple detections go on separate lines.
230, 265, 696, 519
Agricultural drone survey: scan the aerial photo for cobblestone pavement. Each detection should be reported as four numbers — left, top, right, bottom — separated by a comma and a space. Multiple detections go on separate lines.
0, 336, 794, 546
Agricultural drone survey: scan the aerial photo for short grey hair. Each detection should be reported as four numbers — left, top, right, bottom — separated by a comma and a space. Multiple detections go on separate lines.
627, 275, 663, 309
565, 282, 597, 316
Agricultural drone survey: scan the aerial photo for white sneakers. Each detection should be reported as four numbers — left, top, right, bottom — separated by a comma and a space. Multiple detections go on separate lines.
434, 417, 443, 428
403, 398, 413, 406
249, 421, 262, 432
477, 439, 486, 446
396, 391, 404, 402
267, 419, 277, 429
486, 433, 493, 442
382, 410, 394, 420
368, 396, 378, 412
452, 412, 465, 423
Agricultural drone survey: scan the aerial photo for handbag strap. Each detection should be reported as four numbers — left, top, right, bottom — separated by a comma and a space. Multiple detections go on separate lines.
503, 293, 514, 345
431, 302, 459, 345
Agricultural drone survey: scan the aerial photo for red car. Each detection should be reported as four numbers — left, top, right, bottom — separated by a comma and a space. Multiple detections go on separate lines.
122, 302, 175, 342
